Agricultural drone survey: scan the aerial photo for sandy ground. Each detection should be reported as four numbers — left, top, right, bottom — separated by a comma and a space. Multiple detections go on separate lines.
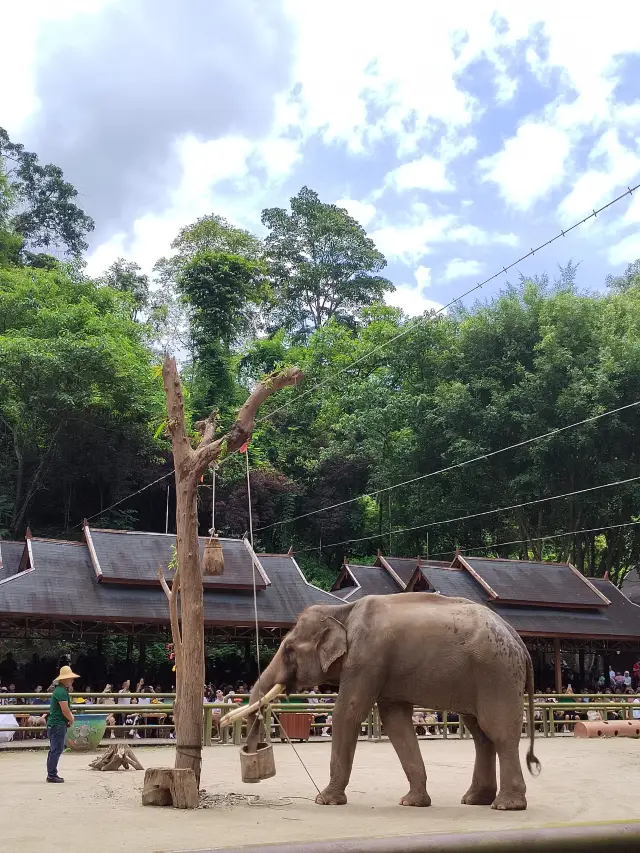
1, 737, 638, 853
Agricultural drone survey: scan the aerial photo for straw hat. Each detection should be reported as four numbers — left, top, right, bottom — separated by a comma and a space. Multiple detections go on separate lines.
56, 665, 80, 682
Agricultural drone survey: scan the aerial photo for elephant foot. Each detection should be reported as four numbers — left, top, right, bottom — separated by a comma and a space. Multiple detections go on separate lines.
491, 791, 527, 811
461, 787, 497, 806
400, 789, 431, 807
316, 787, 347, 805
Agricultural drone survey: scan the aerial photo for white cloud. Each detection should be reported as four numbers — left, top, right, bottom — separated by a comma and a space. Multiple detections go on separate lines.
480, 123, 571, 210
558, 130, 640, 222
608, 233, 640, 266
443, 258, 483, 281
385, 286, 443, 317
371, 204, 519, 264
385, 155, 454, 193
415, 265, 431, 289
448, 225, 519, 247
336, 198, 377, 226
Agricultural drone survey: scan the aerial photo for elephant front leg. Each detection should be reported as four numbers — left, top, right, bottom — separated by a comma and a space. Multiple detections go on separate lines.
316, 695, 372, 805
378, 702, 431, 807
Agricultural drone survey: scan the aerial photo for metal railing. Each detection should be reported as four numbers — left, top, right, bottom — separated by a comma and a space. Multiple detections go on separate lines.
1, 692, 639, 745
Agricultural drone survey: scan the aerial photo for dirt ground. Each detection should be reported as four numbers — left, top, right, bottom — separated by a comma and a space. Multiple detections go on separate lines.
1, 737, 637, 853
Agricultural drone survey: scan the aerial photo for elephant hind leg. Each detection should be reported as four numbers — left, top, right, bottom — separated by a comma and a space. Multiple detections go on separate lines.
460, 714, 497, 806
378, 702, 431, 807
478, 709, 527, 811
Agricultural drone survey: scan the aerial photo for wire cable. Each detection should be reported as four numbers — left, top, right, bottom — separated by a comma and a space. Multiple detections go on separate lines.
256, 184, 639, 426
429, 518, 640, 558
294, 473, 640, 552
57, 183, 639, 539
255, 399, 640, 533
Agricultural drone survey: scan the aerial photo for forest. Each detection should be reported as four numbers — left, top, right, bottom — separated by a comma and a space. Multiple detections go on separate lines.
2, 126, 640, 590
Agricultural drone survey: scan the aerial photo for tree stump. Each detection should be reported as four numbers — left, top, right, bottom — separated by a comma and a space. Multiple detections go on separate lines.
89, 744, 144, 771
142, 766, 199, 809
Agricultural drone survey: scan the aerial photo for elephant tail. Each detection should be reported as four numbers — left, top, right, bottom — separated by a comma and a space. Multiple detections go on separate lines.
525, 655, 542, 777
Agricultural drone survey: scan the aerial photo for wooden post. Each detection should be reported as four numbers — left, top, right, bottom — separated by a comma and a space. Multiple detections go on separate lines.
579, 649, 585, 688
158, 356, 302, 793
203, 706, 212, 747
554, 638, 562, 693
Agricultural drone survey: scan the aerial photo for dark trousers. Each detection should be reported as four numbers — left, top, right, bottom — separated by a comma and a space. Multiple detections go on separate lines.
47, 725, 67, 778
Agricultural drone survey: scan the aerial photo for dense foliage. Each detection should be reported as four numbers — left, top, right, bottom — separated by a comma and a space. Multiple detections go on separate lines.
2, 128, 640, 589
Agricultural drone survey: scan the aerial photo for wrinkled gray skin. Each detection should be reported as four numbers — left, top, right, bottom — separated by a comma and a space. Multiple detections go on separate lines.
246, 593, 540, 810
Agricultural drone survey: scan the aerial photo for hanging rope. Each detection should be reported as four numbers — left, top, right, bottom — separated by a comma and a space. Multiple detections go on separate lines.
244, 441, 324, 796
202, 464, 223, 575
244, 444, 262, 691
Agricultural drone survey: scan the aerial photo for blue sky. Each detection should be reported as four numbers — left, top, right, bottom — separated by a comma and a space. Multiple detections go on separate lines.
2, 1, 639, 316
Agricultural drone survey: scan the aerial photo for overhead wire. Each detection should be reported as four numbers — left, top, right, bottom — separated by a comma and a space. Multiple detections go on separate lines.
428, 518, 640, 559
294, 473, 640, 553
255, 399, 640, 533
56, 183, 638, 538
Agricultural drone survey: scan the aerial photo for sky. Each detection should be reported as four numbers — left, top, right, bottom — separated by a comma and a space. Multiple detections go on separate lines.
2, 0, 640, 316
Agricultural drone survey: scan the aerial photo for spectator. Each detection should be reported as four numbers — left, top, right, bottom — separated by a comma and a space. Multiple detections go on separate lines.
614, 672, 625, 689
624, 671, 632, 689
633, 691, 640, 721
633, 660, 640, 686
98, 684, 116, 738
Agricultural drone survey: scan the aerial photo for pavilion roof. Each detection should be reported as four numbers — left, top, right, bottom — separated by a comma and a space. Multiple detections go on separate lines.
84, 525, 269, 590
0, 535, 341, 630
405, 560, 640, 640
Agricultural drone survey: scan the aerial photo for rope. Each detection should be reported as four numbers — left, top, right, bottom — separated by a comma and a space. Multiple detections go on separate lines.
271, 710, 323, 799
209, 464, 217, 535
245, 447, 262, 694
244, 445, 324, 797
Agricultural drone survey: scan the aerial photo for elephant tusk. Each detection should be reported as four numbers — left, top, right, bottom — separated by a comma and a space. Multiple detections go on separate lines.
219, 683, 285, 727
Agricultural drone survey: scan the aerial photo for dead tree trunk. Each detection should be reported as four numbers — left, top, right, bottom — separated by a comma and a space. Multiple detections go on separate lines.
161, 355, 302, 788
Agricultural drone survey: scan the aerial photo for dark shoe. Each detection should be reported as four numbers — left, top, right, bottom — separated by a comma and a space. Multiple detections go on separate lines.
46, 776, 65, 783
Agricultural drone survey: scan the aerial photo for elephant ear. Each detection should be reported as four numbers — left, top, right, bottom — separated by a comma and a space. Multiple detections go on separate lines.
317, 620, 347, 673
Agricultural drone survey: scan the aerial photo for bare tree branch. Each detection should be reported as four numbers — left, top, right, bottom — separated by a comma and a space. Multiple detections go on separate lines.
194, 367, 303, 474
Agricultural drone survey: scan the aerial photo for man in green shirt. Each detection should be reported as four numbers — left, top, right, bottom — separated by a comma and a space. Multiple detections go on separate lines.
46, 665, 79, 783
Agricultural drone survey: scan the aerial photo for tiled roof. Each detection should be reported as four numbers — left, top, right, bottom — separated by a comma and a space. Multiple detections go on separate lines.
621, 567, 640, 605
405, 565, 640, 639
378, 556, 420, 587
456, 556, 609, 608
85, 526, 267, 590
335, 564, 403, 600
0, 539, 341, 628
0, 541, 25, 582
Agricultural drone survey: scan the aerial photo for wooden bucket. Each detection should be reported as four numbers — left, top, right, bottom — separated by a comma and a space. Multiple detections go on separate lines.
240, 742, 276, 783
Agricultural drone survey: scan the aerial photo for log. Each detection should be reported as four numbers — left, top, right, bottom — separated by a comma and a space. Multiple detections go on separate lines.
575, 719, 640, 738
89, 744, 144, 771
170, 768, 200, 809
142, 766, 199, 809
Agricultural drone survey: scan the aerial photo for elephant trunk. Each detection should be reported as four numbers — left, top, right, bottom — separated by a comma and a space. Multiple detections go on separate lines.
222, 649, 288, 752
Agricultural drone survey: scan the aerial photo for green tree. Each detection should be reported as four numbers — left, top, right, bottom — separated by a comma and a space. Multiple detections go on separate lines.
99, 257, 150, 320
0, 264, 165, 536
261, 186, 393, 337
176, 251, 267, 417
0, 127, 95, 257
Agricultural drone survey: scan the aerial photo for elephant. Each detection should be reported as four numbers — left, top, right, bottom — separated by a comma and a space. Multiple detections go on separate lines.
229, 592, 541, 810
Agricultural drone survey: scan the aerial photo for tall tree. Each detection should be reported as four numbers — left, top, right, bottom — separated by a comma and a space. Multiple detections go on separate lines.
261, 186, 393, 337
99, 258, 150, 320
0, 127, 95, 257
176, 251, 268, 417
